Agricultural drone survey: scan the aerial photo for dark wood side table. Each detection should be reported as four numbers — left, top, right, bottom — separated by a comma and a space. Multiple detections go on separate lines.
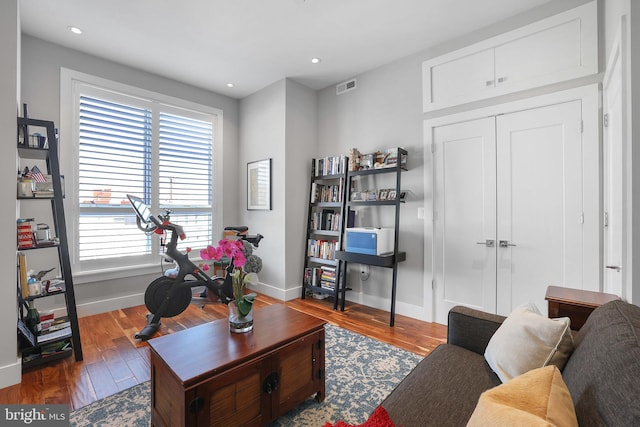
545, 285, 620, 331
148, 304, 326, 427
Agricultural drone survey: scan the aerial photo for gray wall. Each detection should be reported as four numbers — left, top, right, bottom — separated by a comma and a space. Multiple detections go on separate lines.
239, 79, 287, 297
19, 35, 240, 315
0, 0, 21, 388
238, 78, 317, 301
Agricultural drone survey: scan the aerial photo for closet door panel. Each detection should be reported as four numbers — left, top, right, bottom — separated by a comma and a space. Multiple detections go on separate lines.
427, 49, 494, 110
494, 19, 582, 91
433, 117, 496, 324
495, 101, 583, 315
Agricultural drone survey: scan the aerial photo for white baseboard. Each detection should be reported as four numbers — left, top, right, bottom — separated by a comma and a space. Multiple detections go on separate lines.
76, 293, 145, 317
0, 357, 22, 389
344, 292, 429, 322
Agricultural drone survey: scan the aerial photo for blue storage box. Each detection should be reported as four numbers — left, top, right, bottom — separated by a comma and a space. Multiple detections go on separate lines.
345, 227, 394, 255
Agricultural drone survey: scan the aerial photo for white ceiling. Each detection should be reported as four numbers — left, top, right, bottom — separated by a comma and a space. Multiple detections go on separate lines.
19, 0, 553, 99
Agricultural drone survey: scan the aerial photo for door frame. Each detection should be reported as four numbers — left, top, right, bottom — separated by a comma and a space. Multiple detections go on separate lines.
424, 84, 601, 322
602, 16, 629, 300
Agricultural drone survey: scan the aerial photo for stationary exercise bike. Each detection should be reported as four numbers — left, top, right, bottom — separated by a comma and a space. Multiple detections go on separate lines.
127, 194, 263, 340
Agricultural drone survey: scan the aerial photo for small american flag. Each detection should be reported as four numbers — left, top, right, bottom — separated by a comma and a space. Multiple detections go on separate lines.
26, 166, 47, 183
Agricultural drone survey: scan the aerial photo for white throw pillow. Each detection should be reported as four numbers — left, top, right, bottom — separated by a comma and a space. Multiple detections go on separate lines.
484, 303, 573, 383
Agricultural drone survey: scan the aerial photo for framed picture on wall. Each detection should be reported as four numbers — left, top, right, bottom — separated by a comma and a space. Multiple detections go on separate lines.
247, 158, 272, 210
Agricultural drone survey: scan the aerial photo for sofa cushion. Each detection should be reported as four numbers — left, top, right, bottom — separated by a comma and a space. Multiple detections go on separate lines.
381, 344, 501, 427
484, 302, 573, 382
466, 365, 578, 427
562, 300, 640, 426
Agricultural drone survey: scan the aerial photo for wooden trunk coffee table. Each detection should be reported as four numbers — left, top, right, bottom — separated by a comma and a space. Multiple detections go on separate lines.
148, 304, 326, 427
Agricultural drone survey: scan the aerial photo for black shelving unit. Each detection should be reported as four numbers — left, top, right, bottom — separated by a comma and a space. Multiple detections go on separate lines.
301, 156, 348, 309
16, 117, 83, 369
335, 147, 407, 326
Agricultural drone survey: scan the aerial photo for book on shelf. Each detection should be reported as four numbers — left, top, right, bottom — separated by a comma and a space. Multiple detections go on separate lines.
304, 266, 336, 291
18, 252, 29, 299
314, 156, 346, 177
37, 326, 71, 344
39, 316, 71, 333
307, 239, 339, 260
17, 319, 36, 347
311, 182, 343, 204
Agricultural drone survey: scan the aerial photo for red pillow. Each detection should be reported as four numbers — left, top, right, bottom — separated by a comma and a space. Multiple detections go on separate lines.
323, 406, 399, 427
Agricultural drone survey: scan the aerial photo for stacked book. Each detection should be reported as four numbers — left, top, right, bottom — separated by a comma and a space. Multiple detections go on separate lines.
319, 266, 337, 291
303, 266, 337, 292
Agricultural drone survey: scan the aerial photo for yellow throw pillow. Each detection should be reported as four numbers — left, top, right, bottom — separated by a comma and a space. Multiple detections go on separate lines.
467, 365, 578, 427
484, 302, 573, 382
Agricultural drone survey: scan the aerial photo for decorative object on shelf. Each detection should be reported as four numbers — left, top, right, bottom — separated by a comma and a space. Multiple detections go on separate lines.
247, 158, 272, 210
25, 301, 40, 335
17, 218, 34, 249
200, 238, 260, 333
348, 147, 407, 171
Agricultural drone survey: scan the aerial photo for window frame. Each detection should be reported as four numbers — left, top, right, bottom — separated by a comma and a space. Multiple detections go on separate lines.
60, 69, 224, 283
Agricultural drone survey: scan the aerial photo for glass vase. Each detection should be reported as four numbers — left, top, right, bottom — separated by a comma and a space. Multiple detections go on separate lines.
228, 300, 254, 333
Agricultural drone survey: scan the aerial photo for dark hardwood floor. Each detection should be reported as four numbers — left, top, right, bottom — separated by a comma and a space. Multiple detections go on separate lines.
0, 294, 447, 410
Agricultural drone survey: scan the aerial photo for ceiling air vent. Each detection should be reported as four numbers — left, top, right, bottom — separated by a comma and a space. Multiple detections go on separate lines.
336, 78, 357, 95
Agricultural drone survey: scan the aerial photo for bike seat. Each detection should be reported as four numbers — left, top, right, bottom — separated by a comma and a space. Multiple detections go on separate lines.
224, 226, 248, 233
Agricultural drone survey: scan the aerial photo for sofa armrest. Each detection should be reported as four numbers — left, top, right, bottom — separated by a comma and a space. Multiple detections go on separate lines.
447, 306, 506, 355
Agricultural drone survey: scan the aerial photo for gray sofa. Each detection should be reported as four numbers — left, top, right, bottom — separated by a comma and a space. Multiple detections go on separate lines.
380, 299, 640, 426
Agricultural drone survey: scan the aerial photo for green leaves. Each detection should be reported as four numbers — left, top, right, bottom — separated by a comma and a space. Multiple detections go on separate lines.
237, 293, 256, 317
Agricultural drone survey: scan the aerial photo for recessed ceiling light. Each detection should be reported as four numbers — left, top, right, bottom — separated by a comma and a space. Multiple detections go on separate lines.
67, 26, 83, 35
226, 83, 235, 88
311, 57, 321, 64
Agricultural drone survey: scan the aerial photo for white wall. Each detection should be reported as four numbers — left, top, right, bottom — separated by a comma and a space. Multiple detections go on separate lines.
19, 35, 240, 316
0, 0, 22, 388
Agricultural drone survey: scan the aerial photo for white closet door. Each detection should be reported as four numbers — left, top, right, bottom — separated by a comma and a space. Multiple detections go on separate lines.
495, 101, 583, 315
433, 117, 496, 324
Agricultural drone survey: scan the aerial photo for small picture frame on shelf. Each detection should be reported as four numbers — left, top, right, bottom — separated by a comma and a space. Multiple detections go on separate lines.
378, 189, 388, 200
351, 191, 364, 201
367, 191, 378, 201
387, 190, 397, 200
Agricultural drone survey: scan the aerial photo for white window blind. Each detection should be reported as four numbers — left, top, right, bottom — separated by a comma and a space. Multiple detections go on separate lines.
76, 88, 215, 267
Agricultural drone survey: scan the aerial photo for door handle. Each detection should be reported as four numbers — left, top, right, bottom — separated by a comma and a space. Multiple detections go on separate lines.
476, 240, 495, 247
606, 265, 621, 272
499, 240, 516, 248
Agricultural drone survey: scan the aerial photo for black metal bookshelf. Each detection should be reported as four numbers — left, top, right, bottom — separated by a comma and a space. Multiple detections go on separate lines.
301, 156, 349, 309
335, 147, 408, 326
16, 117, 83, 369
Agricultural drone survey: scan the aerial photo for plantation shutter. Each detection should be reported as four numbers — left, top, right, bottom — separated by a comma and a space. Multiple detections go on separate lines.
77, 94, 215, 263
158, 112, 213, 251
78, 95, 153, 261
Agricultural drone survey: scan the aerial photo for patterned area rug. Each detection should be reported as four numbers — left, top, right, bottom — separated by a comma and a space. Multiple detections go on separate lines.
70, 324, 423, 427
